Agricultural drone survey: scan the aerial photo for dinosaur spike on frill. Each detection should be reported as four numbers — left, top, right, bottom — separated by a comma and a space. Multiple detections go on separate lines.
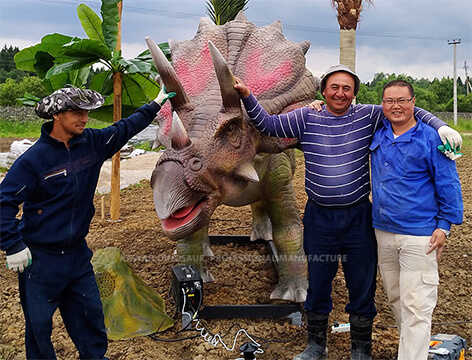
270, 20, 283, 33
197, 17, 216, 34
234, 11, 248, 22
299, 40, 311, 55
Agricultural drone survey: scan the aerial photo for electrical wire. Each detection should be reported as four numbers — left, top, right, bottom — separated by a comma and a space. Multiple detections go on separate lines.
182, 286, 264, 355
29, 0, 472, 43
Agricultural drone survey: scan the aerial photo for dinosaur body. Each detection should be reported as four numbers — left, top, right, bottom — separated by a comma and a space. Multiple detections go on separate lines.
148, 12, 318, 302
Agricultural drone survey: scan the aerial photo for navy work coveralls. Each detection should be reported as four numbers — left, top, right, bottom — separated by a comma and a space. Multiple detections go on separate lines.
0, 101, 160, 359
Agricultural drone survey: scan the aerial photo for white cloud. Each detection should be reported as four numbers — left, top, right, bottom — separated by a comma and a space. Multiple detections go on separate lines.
356, 45, 453, 82
305, 44, 457, 83
0, 37, 37, 50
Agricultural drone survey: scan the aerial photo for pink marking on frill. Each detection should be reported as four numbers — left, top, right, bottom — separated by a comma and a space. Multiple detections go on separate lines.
174, 45, 213, 97
245, 50, 293, 96
160, 103, 172, 136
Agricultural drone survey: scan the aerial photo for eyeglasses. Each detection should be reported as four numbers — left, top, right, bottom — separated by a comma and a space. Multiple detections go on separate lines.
382, 97, 413, 105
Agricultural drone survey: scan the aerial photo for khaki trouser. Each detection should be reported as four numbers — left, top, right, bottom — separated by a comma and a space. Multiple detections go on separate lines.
375, 229, 439, 360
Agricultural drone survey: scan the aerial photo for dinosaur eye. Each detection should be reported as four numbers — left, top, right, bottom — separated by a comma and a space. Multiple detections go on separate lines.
189, 158, 202, 171
226, 122, 241, 148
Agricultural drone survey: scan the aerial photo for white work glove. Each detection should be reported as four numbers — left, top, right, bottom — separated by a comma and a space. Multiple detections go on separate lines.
6, 247, 32, 272
437, 126, 463, 160
153, 84, 176, 107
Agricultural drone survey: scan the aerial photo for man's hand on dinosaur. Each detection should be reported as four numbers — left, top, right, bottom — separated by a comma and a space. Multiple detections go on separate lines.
233, 76, 251, 98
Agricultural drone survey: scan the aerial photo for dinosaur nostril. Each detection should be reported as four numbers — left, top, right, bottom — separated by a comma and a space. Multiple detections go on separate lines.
189, 158, 202, 171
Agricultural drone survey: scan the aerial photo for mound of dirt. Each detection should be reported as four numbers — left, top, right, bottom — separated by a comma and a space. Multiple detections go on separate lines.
1, 150, 471, 360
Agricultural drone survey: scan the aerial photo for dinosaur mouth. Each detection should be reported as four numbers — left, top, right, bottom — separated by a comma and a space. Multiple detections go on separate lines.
162, 197, 207, 231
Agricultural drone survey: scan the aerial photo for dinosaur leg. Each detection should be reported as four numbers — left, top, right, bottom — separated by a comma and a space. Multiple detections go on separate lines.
263, 152, 307, 303
250, 200, 273, 241
176, 225, 214, 283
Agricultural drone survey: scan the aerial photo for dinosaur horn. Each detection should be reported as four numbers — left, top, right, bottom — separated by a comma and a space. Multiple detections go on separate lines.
235, 162, 259, 183
208, 41, 242, 111
145, 37, 190, 109
171, 112, 191, 150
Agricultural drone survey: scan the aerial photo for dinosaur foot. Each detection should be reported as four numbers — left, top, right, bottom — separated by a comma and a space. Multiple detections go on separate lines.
250, 220, 273, 242
200, 268, 215, 283
270, 278, 307, 303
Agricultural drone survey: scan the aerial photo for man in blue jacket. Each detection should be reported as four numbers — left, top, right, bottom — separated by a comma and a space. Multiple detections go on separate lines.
0, 85, 174, 359
370, 80, 463, 359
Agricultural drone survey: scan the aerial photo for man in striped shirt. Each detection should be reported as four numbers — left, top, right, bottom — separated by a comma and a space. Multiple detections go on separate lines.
233, 64, 461, 360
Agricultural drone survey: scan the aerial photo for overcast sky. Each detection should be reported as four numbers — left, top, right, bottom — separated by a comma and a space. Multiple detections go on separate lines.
1, 0, 471, 83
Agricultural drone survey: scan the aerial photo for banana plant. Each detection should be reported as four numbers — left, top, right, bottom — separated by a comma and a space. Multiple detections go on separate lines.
14, 0, 169, 122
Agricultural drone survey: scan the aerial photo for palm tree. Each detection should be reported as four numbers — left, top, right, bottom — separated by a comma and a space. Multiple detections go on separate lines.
206, 0, 249, 25
331, 0, 373, 72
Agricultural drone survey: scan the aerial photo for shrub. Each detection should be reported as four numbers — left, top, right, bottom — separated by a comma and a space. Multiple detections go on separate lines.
0, 76, 47, 106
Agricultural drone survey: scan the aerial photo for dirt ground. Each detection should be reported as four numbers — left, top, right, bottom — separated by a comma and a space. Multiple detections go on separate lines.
1, 149, 471, 360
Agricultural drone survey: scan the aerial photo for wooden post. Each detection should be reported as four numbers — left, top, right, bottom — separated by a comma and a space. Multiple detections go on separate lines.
101, 196, 105, 220
110, 0, 123, 220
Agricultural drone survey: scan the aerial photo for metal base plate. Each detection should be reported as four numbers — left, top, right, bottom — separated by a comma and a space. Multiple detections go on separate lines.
201, 235, 303, 326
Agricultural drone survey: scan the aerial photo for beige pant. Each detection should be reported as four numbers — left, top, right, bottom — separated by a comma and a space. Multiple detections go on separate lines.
375, 229, 439, 360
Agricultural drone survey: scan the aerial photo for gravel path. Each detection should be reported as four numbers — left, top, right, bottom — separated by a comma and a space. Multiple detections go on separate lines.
96, 152, 161, 194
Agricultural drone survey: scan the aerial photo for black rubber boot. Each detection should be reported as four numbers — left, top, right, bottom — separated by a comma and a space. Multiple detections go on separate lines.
350, 314, 373, 360
293, 312, 328, 360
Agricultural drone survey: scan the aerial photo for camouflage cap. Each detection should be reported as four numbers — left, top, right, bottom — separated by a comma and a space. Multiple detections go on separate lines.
320, 64, 360, 96
35, 86, 105, 119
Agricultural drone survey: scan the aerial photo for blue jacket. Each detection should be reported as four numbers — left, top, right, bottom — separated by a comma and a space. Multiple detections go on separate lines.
0, 102, 160, 255
369, 118, 463, 236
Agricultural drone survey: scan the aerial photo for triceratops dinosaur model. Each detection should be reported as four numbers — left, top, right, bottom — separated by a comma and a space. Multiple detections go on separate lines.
147, 12, 318, 303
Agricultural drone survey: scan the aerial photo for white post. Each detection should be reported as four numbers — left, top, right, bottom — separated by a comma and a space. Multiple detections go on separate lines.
448, 39, 461, 126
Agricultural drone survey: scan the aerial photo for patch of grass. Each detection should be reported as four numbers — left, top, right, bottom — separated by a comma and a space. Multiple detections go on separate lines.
122, 179, 149, 191
0, 117, 110, 138
133, 141, 161, 152
461, 135, 472, 149
0, 119, 43, 138
446, 117, 472, 133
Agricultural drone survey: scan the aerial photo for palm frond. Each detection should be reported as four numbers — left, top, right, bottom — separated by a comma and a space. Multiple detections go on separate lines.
206, 0, 249, 25
330, 0, 374, 30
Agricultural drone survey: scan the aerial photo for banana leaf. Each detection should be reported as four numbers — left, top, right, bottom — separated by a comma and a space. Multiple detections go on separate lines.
62, 38, 112, 61
90, 72, 159, 122
77, 3, 105, 43
14, 33, 74, 73
101, 0, 121, 51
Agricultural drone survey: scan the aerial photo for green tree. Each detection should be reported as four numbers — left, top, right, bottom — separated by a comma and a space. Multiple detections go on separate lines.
0, 45, 19, 72
0, 45, 31, 82
14, 0, 164, 122
413, 87, 440, 112
357, 83, 379, 104
429, 77, 453, 105
206, 0, 249, 25
445, 94, 472, 112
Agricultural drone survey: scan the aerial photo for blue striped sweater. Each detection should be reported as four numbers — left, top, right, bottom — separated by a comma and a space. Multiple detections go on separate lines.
242, 94, 445, 206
